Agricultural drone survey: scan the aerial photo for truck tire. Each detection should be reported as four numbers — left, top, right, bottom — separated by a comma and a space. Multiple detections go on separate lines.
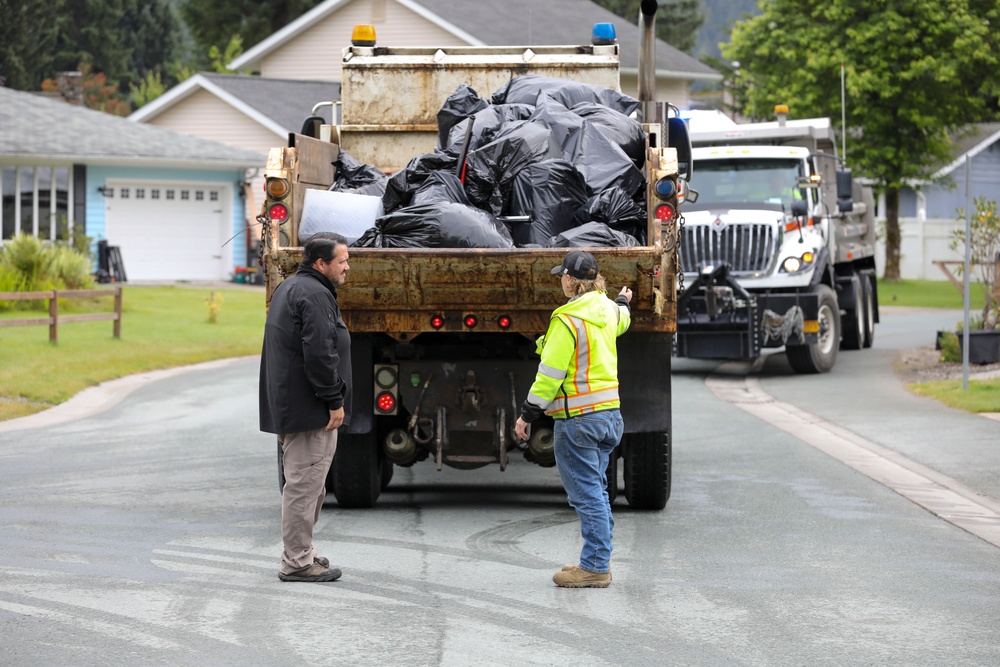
605, 446, 619, 504
840, 277, 864, 350
330, 431, 383, 508
381, 461, 394, 490
623, 431, 671, 510
862, 275, 876, 348
786, 284, 840, 374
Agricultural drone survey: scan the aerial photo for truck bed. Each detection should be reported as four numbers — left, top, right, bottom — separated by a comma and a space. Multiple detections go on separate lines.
272, 246, 674, 336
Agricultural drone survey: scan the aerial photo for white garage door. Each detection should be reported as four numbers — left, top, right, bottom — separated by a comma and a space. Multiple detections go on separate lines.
104, 180, 230, 281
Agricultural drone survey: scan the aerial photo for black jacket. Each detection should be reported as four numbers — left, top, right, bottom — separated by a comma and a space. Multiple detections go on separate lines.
259, 265, 352, 435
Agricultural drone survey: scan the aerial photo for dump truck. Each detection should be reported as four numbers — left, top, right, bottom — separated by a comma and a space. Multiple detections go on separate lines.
674, 109, 878, 373
260, 5, 685, 509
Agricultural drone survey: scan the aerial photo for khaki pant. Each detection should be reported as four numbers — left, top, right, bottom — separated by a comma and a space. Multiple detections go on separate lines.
279, 428, 337, 575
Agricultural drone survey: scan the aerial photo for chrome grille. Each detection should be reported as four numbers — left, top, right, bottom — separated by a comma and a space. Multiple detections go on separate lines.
680, 222, 777, 274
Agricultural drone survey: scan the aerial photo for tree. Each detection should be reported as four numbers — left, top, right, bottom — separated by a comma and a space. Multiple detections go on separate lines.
120, 0, 184, 91
180, 0, 325, 70
41, 63, 131, 116
0, 0, 66, 89
51, 0, 133, 91
724, 0, 1000, 281
590, 0, 706, 54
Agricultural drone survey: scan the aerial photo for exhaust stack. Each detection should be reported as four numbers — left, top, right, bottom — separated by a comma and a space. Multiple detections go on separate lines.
638, 0, 658, 123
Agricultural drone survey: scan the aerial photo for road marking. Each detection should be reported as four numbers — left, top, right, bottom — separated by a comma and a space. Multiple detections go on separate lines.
705, 371, 1000, 549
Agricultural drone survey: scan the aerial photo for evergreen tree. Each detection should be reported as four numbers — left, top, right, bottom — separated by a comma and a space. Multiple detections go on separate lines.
0, 0, 67, 89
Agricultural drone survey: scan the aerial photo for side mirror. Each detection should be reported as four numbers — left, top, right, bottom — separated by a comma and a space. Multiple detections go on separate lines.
836, 169, 854, 212
668, 117, 693, 182
790, 198, 808, 217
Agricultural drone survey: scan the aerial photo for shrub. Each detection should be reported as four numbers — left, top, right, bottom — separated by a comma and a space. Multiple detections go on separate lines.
938, 331, 961, 363
0, 233, 96, 309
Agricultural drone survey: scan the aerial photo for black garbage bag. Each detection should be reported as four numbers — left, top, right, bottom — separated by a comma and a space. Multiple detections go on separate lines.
381, 151, 459, 213
527, 93, 585, 160
491, 74, 640, 116
463, 120, 562, 215
549, 221, 640, 248
576, 187, 646, 234
572, 102, 647, 167
411, 171, 472, 207
355, 202, 514, 249
443, 103, 535, 154
436, 84, 490, 150
330, 148, 387, 192
508, 160, 590, 247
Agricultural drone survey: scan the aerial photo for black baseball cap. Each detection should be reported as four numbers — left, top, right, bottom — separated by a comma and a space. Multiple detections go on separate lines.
551, 250, 598, 280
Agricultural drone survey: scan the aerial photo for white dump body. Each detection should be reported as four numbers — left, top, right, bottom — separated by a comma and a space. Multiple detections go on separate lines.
334, 43, 623, 170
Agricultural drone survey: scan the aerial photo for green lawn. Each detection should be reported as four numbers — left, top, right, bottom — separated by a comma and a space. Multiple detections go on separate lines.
0, 286, 265, 421
908, 378, 1000, 413
877, 278, 986, 310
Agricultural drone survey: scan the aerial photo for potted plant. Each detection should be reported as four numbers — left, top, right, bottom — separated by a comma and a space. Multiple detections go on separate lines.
949, 197, 1000, 364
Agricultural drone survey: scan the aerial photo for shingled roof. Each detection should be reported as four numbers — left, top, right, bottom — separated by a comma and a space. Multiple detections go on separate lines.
229, 0, 720, 81
129, 73, 339, 132
0, 86, 264, 169
935, 123, 1000, 178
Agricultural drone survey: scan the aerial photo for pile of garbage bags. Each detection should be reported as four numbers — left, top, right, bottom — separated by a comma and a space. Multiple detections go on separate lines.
335, 74, 649, 250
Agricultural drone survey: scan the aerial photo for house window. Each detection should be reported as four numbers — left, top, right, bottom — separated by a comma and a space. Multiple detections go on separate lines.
120, 188, 130, 199
136, 188, 145, 199
1, 164, 72, 242
151, 189, 160, 199
166, 190, 175, 200
210, 191, 219, 202
181, 190, 189, 200
195, 191, 204, 201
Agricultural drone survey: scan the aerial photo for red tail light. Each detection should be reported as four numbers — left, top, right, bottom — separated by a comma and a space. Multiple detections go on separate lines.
497, 315, 512, 329
430, 315, 445, 329
463, 315, 478, 328
268, 203, 289, 222
375, 391, 396, 413
654, 204, 675, 223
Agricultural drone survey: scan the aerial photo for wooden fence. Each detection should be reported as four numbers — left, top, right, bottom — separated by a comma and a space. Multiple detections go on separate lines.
0, 287, 122, 342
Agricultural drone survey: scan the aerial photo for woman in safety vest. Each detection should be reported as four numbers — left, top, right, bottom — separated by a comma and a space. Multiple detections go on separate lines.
515, 250, 632, 588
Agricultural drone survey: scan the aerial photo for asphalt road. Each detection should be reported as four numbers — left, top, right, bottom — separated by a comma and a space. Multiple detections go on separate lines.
0, 307, 998, 666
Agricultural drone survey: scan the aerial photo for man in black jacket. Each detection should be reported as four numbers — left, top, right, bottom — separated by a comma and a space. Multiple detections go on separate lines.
260, 232, 352, 582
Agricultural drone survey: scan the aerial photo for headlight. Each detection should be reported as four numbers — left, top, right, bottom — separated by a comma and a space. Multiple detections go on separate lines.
780, 252, 816, 274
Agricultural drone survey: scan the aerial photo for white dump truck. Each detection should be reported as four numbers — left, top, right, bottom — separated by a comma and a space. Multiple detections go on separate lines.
675, 109, 878, 373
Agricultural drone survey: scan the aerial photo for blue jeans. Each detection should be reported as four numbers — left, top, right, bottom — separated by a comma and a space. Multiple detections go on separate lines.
553, 409, 624, 573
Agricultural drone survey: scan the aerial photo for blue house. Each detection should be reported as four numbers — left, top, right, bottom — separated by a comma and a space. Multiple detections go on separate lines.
0, 86, 265, 282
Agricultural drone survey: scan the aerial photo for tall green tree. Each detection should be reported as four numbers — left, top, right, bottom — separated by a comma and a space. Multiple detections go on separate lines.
0, 0, 66, 89
724, 0, 1000, 281
121, 0, 183, 92
51, 0, 133, 89
592, 0, 705, 54
180, 0, 325, 70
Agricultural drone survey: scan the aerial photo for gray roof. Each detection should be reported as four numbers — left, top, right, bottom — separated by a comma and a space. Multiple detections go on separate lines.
0, 86, 265, 168
199, 73, 340, 129
414, 0, 719, 78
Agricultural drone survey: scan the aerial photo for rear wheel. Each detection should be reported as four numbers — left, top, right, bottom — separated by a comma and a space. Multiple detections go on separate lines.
623, 431, 671, 510
840, 277, 864, 350
329, 430, 383, 508
787, 284, 840, 374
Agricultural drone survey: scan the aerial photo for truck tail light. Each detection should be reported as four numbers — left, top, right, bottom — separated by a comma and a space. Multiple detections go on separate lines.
430, 315, 445, 329
266, 178, 289, 199
497, 315, 512, 329
268, 203, 289, 222
654, 177, 677, 198
654, 203, 676, 222
373, 364, 398, 415
463, 314, 478, 328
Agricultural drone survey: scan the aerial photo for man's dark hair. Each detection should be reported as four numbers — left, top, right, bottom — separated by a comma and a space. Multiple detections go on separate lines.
302, 232, 348, 266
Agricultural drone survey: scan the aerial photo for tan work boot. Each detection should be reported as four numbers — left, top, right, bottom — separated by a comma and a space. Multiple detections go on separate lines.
553, 566, 611, 588
562, 564, 612, 581
278, 563, 342, 582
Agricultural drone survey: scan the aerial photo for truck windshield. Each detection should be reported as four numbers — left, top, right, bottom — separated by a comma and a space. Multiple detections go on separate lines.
690, 158, 805, 210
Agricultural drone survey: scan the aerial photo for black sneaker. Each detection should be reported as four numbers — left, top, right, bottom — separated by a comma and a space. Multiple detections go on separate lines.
279, 563, 342, 582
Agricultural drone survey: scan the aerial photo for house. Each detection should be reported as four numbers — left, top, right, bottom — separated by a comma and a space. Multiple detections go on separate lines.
876, 123, 1000, 280
131, 0, 720, 174
0, 86, 265, 282
227, 0, 720, 107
